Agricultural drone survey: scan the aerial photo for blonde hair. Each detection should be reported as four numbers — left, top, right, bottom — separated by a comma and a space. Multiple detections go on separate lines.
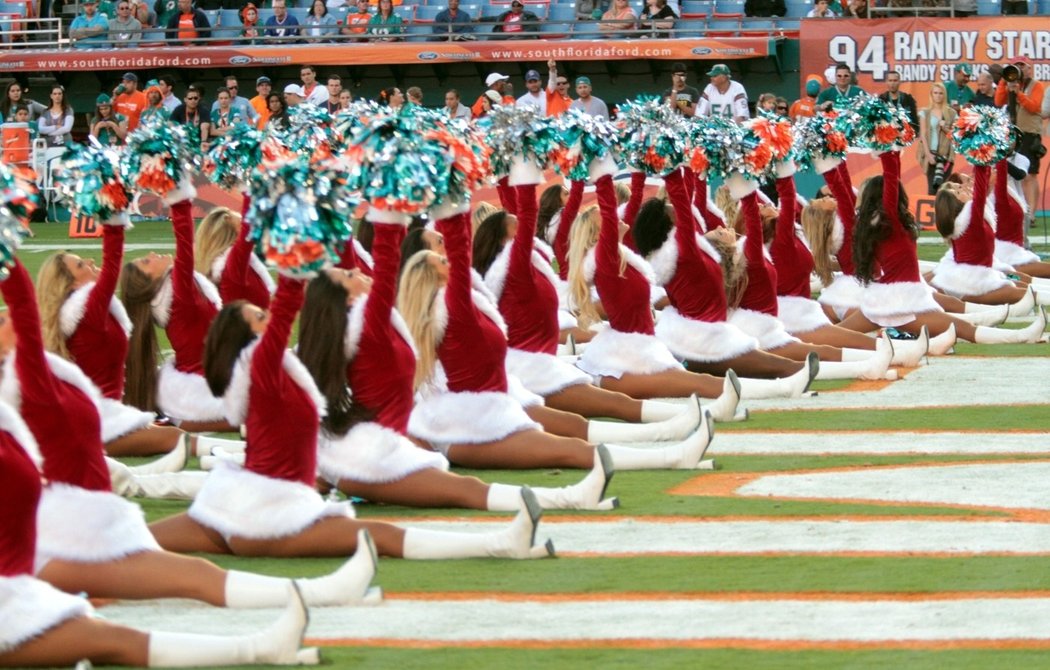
194, 207, 240, 278
714, 185, 742, 233
800, 202, 837, 286
704, 230, 748, 309
396, 250, 443, 390
613, 180, 631, 206
36, 252, 76, 359
567, 205, 627, 329
471, 201, 498, 235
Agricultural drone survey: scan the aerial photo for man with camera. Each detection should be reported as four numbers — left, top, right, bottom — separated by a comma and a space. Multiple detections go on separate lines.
995, 59, 1046, 227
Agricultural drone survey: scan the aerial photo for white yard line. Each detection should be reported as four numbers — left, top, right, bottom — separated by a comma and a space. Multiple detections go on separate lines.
21, 243, 176, 252
713, 431, 1050, 455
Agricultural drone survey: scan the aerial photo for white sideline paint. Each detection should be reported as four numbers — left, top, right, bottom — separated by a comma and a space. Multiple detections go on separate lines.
739, 462, 1050, 511
97, 597, 1050, 642
715, 431, 1050, 455
21, 243, 176, 252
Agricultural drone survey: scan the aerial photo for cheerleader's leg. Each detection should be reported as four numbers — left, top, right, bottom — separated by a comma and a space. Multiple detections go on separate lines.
104, 425, 186, 459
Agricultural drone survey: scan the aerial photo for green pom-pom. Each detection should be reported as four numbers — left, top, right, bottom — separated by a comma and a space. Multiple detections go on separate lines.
952, 106, 1013, 166
56, 140, 131, 220
549, 108, 620, 181
121, 121, 195, 197
205, 123, 265, 190
616, 96, 687, 176
0, 162, 37, 280
480, 106, 559, 177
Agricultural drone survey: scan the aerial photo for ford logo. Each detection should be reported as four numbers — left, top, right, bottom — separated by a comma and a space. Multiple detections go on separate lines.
691, 47, 712, 55
417, 52, 438, 60
229, 56, 251, 64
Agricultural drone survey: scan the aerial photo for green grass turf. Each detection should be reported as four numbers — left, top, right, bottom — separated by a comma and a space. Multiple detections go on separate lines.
716, 405, 1050, 432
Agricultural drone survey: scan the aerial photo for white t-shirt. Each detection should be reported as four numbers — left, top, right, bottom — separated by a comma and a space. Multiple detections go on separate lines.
516, 90, 547, 116
698, 80, 749, 121
301, 83, 329, 107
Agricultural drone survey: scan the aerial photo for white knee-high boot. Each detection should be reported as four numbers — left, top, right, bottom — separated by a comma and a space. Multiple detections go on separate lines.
194, 434, 248, 458
737, 352, 819, 399
974, 308, 1047, 343
403, 488, 555, 559
126, 433, 190, 475
814, 343, 894, 381
955, 304, 1009, 326
147, 583, 319, 667
706, 370, 748, 422
1006, 287, 1036, 317
127, 471, 209, 500
877, 328, 928, 367
1036, 289, 1050, 307
487, 445, 618, 511
603, 409, 713, 470
927, 323, 958, 355
587, 396, 700, 443
200, 448, 247, 471
640, 399, 693, 422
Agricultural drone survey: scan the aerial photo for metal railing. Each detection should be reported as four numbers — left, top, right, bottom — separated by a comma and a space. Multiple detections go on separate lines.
3, 16, 65, 47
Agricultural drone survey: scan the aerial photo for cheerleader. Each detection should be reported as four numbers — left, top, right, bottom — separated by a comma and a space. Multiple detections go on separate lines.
195, 199, 275, 309
835, 151, 1045, 344
992, 157, 1050, 279
632, 167, 818, 398
152, 258, 553, 560
564, 164, 744, 422
1, 257, 379, 612
297, 211, 614, 511
535, 179, 595, 346
0, 400, 315, 668
121, 187, 233, 432
400, 203, 714, 472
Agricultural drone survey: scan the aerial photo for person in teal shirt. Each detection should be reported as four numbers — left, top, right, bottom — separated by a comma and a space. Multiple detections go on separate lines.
138, 85, 170, 127
89, 94, 128, 146
816, 63, 865, 111
69, 0, 112, 48
944, 64, 975, 111
209, 87, 245, 141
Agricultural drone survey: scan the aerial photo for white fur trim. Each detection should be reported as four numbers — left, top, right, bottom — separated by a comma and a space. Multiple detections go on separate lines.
150, 272, 223, 328
728, 308, 800, 351
318, 422, 448, 485
343, 296, 419, 361
189, 463, 354, 540
589, 155, 619, 182
830, 214, 845, 255
0, 575, 91, 654
860, 280, 943, 328
221, 341, 327, 427
352, 238, 374, 271
483, 241, 561, 303
775, 160, 796, 179
102, 212, 131, 228
162, 179, 197, 205
98, 398, 155, 443
930, 255, 1012, 299
505, 348, 591, 396
367, 208, 412, 225
576, 328, 679, 378
433, 287, 508, 345
581, 245, 657, 287
35, 484, 159, 572
812, 155, 843, 175
726, 173, 759, 199
557, 308, 578, 331
816, 273, 864, 312
429, 201, 471, 221
701, 199, 727, 232
59, 283, 133, 338
0, 399, 42, 470
646, 232, 722, 287
654, 307, 758, 363
950, 201, 973, 240
995, 239, 1040, 267
508, 156, 544, 186
507, 373, 545, 408
408, 390, 540, 447
156, 358, 226, 423
776, 296, 832, 334
545, 212, 562, 247
210, 247, 277, 295
470, 268, 501, 306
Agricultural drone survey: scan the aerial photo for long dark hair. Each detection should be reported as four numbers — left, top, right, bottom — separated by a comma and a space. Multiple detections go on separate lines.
120, 263, 162, 410
536, 184, 565, 244
934, 187, 964, 239
400, 226, 429, 274
355, 219, 375, 253
203, 301, 257, 397
852, 175, 919, 284
632, 197, 674, 258
298, 273, 368, 436
472, 211, 509, 276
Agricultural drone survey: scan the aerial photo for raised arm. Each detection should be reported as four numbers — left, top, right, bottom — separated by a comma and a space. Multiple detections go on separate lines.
693, 172, 724, 231
738, 190, 765, 265
771, 173, 798, 260
555, 179, 584, 280
364, 218, 406, 331
82, 222, 125, 327
994, 158, 1012, 225
622, 171, 647, 250
507, 183, 539, 287
221, 194, 255, 299
252, 275, 304, 389
971, 164, 990, 225
496, 176, 518, 215
594, 174, 621, 277
169, 199, 198, 309
663, 168, 703, 265
436, 211, 474, 324
1, 260, 59, 407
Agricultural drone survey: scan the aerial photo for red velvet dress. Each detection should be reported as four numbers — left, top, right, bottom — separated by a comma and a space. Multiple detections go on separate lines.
552, 179, 584, 281
212, 195, 275, 310
770, 175, 833, 334
817, 160, 867, 319
993, 158, 1040, 267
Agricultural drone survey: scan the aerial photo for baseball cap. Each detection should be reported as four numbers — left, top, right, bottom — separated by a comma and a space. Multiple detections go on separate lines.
486, 72, 509, 87
575, 76, 591, 86
671, 62, 687, 74
283, 84, 303, 96
805, 79, 820, 96
257, 76, 272, 85
706, 63, 731, 77
956, 64, 972, 76
525, 69, 540, 81
122, 72, 138, 82
511, 0, 523, 6
484, 90, 502, 104
96, 93, 112, 105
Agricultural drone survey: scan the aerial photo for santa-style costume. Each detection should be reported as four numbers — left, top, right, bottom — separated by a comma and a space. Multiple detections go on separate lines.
549, 179, 584, 281
154, 195, 225, 423
992, 158, 1041, 268
692, 169, 728, 233
335, 236, 374, 277
209, 195, 276, 309
815, 158, 866, 320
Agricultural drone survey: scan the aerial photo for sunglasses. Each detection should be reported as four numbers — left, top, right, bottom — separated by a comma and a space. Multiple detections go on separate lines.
185, 96, 199, 100
776, 105, 787, 111
557, 80, 568, 85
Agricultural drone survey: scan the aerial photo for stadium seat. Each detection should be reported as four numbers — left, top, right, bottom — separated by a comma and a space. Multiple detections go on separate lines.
460, 3, 482, 18
739, 16, 773, 34
393, 5, 416, 20
405, 22, 433, 40
680, 0, 711, 17
415, 4, 444, 19
548, 3, 576, 20
776, 16, 799, 34
0, 2, 26, 16
219, 8, 241, 26
202, 8, 220, 26
975, 0, 998, 13
705, 16, 738, 34
714, 0, 743, 13
784, 0, 808, 16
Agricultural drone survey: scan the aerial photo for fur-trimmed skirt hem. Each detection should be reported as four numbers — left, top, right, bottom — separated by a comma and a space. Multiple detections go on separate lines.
507, 374, 545, 408
860, 280, 943, 328
817, 273, 865, 320
576, 327, 680, 379
994, 239, 1040, 268
99, 398, 156, 443
0, 575, 91, 654
930, 257, 1012, 299
505, 348, 592, 396
156, 359, 226, 424
408, 390, 541, 449
728, 308, 800, 351
189, 465, 355, 541
777, 296, 833, 334
319, 422, 449, 485
654, 307, 759, 363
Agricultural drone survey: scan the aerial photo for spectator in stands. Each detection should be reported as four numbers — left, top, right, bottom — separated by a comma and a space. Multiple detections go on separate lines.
70, 0, 111, 48
600, 0, 637, 36
267, 93, 289, 130
472, 72, 512, 117
944, 64, 974, 111
2, 83, 45, 123
1001, 0, 1027, 13
108, 1, 142, 46
433, 0, 475, 40
113, 72, 147, 131
575, 0, 602, 20
165, 0, 211, 45
89, 94, 127, 146
843, 0, 867, 16
139, 83, 169, 125
342, 0, 373, 38
817, 63, 863, 110
547, 61, 573, 117
37, 85, 73, 151
284, 84, 305, 107
806, 0, 836, 15
304, 0, 339, 41
638, 0, 675, 37
878, 70, 918, 134
570, 76, 609, 119
250, 76, 272, 127
210, 87, 245, 139
917, 82, 956, 194
995, 59, 1044, 226
951, 0, 976, 14
972, 71, 995, 107
667, 63, 701, 117
299, 65, 330, 106
10, 105, 37, 144
697, 63, 748, 121
133, 0, 157, 26
789, 77, 820, 121
517, 69, 550, 114
339, 89, 352, 109
407, 86, 424, 106
171, 84, 210, 150
745, 0, 785, 15
368, 0, 404, 40
378, 86, 404, 109
211, 75, 259, 124
158, 75, 179, 112
240, 2, 262, 43
756, 92, 777, 112
444, 88, 473, 119
492, 0, 540, 39
325, 74, 343, 114
265, 0, 301, 42
155, 0, 178, 28
477, 89, 502, 116
775, 96, 788, 114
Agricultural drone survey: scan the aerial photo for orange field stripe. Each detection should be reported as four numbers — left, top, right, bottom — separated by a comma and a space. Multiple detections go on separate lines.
384, 590, 1050, 602
307, 638, 1050, 651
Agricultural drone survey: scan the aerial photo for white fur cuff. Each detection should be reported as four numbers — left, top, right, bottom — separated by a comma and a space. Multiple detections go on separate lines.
813, 155, 843, 175
102, 212, 131, 228
726, 173, 759, 200
367, 207, 412, 226
775, 159, 797, 179
588, 154, 619, 183
428, 200, 471, 222
163, 179, 198, 206
508, 156, 544, 186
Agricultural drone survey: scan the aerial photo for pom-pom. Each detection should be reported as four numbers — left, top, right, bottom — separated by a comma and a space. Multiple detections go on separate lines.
791, 111, 849, 173
548, 108, 620, 181
423, 116, 491, 210
121, 121, 195, 197
0, 162, 37, 280
247, 154, 353, 277
616, 96, 687, 176
55, 139, 130, 220
276, 103, 342, 163
685, 115, 740, 179
332, 99, 385, 142
952, 105, 1013, 166
204, 123, 265, 190
750, 110, 794, 162
480, 105, 559, 177
841, 94, 916, 153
